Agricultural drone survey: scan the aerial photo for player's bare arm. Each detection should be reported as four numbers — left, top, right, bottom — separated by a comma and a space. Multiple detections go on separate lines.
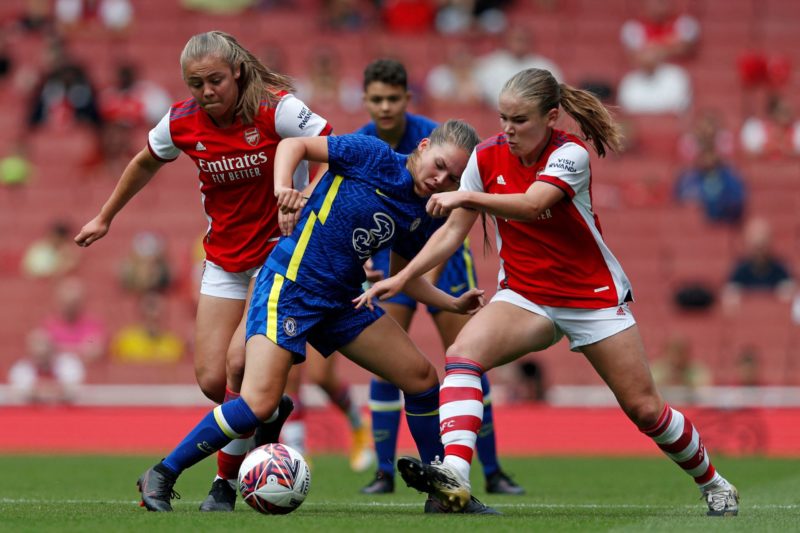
354, 209, 477, 309
440, 181, 565, 222
74, 147, 164, 247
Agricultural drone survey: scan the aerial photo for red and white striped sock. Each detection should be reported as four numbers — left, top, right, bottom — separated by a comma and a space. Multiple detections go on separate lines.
641, 404, 721, 487
439, 357, 485, 483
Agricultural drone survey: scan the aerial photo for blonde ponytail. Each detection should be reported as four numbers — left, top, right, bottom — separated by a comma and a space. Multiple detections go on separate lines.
502, 68, 623, 157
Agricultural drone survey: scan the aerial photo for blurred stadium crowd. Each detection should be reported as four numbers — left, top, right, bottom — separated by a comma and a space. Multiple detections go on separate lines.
0, 0, 798, 404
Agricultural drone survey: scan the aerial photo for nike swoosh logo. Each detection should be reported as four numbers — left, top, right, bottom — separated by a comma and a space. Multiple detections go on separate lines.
375, 189, 388, 197
450, 283, 467, 292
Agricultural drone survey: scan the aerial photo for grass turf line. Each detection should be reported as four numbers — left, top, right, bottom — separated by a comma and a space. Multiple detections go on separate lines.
0, 455, 797, 532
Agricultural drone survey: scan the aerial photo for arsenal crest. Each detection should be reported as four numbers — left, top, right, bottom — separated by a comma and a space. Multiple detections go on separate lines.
244, 127, 260, 146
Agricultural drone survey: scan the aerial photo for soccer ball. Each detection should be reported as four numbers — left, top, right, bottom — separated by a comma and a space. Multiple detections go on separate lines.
238, 443, 311, 514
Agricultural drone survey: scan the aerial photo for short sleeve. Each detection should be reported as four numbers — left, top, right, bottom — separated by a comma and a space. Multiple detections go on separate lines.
147, 111, 180, 161
458, 149, 483, 193
538, 143, 591, 198
327, 135, 394, 180
275, 94, 329, 139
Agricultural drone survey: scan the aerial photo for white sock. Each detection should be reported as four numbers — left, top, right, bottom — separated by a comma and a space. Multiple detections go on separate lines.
443, 455, 472, 489
281, 420, 306, 454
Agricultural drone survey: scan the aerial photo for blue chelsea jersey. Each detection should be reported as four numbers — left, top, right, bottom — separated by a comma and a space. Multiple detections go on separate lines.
266, 134, 437, 298
355, 113, 438, 155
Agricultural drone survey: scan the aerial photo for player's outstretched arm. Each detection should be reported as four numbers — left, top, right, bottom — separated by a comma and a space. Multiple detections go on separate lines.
447, 181, 566, 222
354, 208, 478, 309
74, 147, 164, 247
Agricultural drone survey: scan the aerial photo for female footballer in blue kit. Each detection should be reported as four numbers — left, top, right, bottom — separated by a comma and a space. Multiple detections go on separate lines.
136, 120, 498, 514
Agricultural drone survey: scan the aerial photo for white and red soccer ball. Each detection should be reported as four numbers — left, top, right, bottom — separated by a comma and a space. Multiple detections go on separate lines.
238, 443, 311, 515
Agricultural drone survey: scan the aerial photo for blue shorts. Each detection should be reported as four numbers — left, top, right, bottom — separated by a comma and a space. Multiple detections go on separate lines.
247, 268, 385, 361
371, 240, 477, 314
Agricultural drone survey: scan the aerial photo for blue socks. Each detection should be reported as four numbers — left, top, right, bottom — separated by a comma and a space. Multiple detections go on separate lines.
475, 373, 500, 476
370, 375, 504, 476
369, 378, 402, 475
404, 384, 444, 465
162, 397, 260, 475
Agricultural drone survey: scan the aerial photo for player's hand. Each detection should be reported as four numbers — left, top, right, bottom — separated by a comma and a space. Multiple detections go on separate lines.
426, 191, 465, 218
363, 258, 384, 283
278, 209, 301, 236
74, 216, 110, 247
353, 276, 404, 310
450, 288, 485, 315
275, 186, 306, 214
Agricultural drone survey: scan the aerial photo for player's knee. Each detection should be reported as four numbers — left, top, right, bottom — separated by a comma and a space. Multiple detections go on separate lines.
226, 353, 245, 387
445, 340, 468, 359
241, 389, 282, 421
625, 397, 664, 429
195, 369, 226, 404
401, 361, 439, 395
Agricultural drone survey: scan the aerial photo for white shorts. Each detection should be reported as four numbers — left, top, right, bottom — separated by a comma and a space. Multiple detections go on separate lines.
199, 260, 261, 300
491, 288, 636, 351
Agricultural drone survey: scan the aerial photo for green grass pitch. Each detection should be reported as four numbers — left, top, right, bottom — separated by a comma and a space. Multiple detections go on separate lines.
0, 454, 797, 532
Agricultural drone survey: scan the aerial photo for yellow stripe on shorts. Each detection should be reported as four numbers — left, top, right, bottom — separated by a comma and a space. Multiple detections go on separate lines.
266, 273, 285, 343
462, 237, 476, 289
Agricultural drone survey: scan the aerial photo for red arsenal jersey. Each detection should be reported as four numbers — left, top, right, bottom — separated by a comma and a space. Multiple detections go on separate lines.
460, 129, 632, 309
147, 92, 331, 272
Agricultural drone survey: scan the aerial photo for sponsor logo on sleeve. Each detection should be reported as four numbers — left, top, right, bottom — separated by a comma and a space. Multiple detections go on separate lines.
547, 158, 577, 173
297, 107, 312, 129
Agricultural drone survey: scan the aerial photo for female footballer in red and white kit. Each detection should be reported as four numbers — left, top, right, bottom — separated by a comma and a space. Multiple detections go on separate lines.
358, 68, 739, 517
75, 31, 331, 511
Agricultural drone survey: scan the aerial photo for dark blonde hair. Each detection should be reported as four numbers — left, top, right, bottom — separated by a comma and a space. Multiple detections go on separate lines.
180, 31, 295, 125
428, 119, 481, 154
406, 119, 480, 170
501, 68, 623, 157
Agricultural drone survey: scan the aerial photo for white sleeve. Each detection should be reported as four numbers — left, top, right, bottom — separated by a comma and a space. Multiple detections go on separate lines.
147, 111, 181, 161
458, 149, 484, 193
541, 143, 590, 194
275, 94, 329, 139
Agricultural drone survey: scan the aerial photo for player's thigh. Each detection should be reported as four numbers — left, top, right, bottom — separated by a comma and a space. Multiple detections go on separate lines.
431, 310, 471, 349
225, 276, 258, 381
580, 325, 663, 418
195, 294, 246, 376
382, 301, 415, 331
285, 363, 302, 395
305, 344, 337, 388
241, 334, 295, 419
339, 314, 437, 395
448, 301, 557, 370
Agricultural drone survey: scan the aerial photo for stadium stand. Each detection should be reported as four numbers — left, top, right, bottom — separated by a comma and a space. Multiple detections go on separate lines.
0, 0, 798, 399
